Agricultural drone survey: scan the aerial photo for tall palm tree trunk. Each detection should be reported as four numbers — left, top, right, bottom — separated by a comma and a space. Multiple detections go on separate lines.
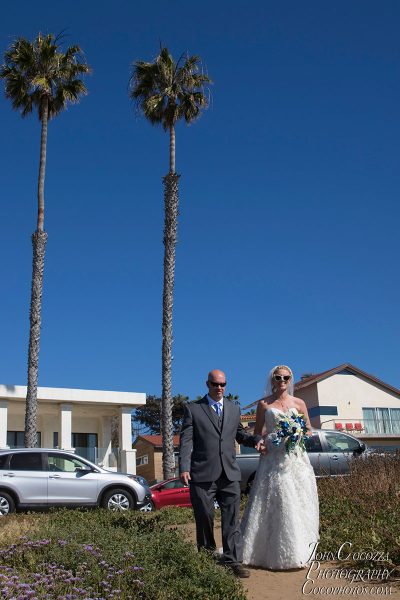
161, 167, 179, 479
169, 125, 176, 174
25, 98, 48, 448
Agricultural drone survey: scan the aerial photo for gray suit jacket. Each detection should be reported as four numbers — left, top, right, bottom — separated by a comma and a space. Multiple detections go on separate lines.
179, 396, 262, 482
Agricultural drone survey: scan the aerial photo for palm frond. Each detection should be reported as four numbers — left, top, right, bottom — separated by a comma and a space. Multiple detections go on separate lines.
0, 32, 90, 121
129, 46, 212, 129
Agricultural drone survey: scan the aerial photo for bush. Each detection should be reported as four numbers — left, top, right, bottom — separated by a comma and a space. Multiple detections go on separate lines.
0, 509, 246, 600
317, 452, 400, 569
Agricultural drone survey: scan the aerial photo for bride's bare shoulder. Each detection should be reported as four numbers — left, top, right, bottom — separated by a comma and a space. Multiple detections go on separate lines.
256, 398, 273, 412
257, 398, 268, 412
291, 395, 306, 409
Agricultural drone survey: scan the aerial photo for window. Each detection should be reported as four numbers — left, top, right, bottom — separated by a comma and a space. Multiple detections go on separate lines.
362, 408, 400, 434
136, 455, 149, 466
390, 409, 400, 434
240, 445, 258, 455
72, 433, 98, 448
161, 479, 184, 490
304, 434, 323, 453
47, 453, 91, 473
0, 454, 9, 469
9, 452, 43, 471
72, 433, 98, 462
324, 432, 361, 453
7, 431, 41, 448
308, 406, 338, 418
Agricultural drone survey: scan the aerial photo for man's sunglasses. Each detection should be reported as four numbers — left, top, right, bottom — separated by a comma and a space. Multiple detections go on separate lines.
208, 381, 227, 388
274, 375, 291, 382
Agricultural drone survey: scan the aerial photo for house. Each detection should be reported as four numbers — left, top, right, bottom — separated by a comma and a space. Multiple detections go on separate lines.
0, 384, 146, 473
242, 363, 400, 452
133, 434, 180, 484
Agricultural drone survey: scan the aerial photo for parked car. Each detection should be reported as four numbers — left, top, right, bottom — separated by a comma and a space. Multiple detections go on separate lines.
149, 477, 191, 510
0, 448, 152, 516
237, 428, 369, 493
148, 477, 219, 511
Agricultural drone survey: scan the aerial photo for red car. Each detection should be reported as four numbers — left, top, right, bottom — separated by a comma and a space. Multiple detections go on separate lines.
150, 477, 191, 510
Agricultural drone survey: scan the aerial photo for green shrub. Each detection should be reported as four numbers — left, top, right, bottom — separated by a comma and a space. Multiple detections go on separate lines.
0, 509, 246, 600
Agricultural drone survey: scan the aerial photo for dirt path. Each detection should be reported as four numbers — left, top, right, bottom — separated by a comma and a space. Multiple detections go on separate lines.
182, 523, 400, 600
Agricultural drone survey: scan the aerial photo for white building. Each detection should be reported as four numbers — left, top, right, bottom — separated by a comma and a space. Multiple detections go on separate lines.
0, 384, 146, 473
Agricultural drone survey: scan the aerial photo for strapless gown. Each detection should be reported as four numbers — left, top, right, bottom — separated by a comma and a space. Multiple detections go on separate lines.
241, 407, 319, 569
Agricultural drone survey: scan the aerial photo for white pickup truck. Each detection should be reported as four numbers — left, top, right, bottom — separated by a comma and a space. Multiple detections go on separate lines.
236, 428, 368, 493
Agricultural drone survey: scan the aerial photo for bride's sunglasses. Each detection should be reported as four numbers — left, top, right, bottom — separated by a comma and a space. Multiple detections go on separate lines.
274, 375, 291, 382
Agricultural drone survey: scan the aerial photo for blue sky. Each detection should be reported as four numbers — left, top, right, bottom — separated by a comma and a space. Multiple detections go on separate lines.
1, 1, 399, 408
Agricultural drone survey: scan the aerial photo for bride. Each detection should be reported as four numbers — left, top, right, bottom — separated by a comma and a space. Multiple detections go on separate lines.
241, 364, 319, 570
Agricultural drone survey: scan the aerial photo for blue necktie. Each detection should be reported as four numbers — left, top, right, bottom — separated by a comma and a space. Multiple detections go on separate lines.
214, 402, 221, 417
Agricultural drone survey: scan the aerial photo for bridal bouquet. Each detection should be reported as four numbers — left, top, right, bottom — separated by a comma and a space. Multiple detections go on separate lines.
266, 411, 309, 453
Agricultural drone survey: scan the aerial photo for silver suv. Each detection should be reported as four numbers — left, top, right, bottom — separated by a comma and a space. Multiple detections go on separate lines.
0, 448, 152, 516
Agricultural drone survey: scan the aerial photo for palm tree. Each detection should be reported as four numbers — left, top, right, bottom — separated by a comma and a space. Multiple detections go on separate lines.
129, 47, 211, 479
0, 33, 90, 447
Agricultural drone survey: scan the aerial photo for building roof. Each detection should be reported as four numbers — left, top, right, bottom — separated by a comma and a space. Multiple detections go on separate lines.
134, 435, 180, 448
242, 363, 400, 410
0, 384, 146, 406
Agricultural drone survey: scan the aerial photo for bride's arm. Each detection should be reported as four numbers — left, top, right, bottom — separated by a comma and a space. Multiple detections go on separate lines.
254, 400, 268, 436
296, 398, 313, 435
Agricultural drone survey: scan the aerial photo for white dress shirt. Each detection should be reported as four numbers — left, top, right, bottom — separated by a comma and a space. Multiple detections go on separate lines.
207, 395, 223, 415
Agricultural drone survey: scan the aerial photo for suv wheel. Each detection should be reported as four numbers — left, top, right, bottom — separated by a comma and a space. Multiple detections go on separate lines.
0, 492, 15, 516
102, 488, 135, 512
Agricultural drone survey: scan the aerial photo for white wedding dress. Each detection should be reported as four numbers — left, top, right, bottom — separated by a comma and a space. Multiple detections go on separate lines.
241, 407, 319, 569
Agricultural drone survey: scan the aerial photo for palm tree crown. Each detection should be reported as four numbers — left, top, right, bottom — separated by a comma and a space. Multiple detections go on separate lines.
1, 32, 90, 121
129, 47, 211, 172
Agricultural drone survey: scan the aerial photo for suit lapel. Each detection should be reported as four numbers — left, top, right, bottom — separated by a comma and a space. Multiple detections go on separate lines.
221, 398, 231, 433
200, 396, 221, 432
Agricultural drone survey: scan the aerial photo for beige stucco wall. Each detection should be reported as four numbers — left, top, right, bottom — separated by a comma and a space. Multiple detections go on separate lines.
317, 373, 400, 422
295, 384, 319, 410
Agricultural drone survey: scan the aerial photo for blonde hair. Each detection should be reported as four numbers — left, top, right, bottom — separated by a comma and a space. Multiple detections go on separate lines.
265, 364, 294, 396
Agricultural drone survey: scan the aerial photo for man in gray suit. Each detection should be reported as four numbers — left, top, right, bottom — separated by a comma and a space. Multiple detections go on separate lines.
179, 369, 264, 578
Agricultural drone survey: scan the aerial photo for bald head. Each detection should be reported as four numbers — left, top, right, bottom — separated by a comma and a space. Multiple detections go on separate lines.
206, 369, 227, 401
208, 369, 226, 381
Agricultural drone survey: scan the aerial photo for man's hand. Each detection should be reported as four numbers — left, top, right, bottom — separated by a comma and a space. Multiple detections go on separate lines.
255, 439, 267, 455
180, 471, 191, 486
